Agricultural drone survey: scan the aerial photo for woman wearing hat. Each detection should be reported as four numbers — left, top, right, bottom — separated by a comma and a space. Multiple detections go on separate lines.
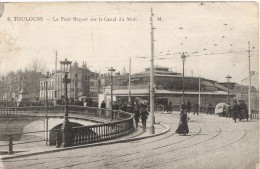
176, 102, 189, 135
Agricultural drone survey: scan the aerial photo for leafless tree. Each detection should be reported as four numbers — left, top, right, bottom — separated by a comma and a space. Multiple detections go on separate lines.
29, 58, 46, 73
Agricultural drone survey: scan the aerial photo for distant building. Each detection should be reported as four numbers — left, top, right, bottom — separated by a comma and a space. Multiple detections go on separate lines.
100, 66, 231, 108
39, 74, 55, 101
39, 61, 99, 103
240, 72, 259, 91
231, 72, 259, 110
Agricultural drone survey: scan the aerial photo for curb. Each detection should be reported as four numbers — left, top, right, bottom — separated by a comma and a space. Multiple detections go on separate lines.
1, 123, 170, 160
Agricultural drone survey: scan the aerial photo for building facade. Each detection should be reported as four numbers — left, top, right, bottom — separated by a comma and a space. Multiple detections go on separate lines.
39, 75, 55, 101
39, 61, 99, 103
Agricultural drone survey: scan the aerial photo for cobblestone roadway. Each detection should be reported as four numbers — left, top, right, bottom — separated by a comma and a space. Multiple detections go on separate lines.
1, 112, 259, 169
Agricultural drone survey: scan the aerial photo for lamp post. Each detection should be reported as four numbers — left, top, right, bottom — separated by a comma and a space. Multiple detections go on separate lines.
226, 75, 232, 104
128, 57, 131, 103
45, 74, 49, 146
60, 58, 72, 147
181, 53, 187, 102
108, 67, 115, 120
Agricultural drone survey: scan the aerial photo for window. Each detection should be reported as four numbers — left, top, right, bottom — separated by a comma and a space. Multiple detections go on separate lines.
41, 82, 44, 88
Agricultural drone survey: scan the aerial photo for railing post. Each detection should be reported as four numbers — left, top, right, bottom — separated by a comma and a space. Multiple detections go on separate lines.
56, 130, 61, 148
8, 135, 13, 154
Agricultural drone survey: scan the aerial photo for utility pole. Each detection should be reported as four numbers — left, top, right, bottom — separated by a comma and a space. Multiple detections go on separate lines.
45, 76, 49, 146
198, 75, 201, 112
226, 75, 232, 104
54, 51, 57, 106
150, 8, 155, 134
108, 67, 115, 120
181, 52, 187, 102
248, 41, 251, 119
128, 57, 131, 103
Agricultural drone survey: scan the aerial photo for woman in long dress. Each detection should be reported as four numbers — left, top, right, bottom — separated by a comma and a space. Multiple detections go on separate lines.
175, 104, 189, 135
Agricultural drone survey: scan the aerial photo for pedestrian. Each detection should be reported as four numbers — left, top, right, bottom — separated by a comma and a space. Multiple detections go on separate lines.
186, 100, 191, 113
193, 101, 199, 115
240, 100, 248, 121
207, 102, 213, 115
237, 101, 242, 121
127, 103, 133, 113
232, 101, 239, 122
168, 101, 173, 114
175, 109, 189, 135
225, 104, 231, 118
140, 104, 149, 128
180, 101, 186, 113
134, 105, 140, 129
222, 105, 226, 117
120, 102, 127, 112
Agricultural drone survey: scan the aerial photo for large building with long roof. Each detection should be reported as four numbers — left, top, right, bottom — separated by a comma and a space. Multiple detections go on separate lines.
99, 66, 231, 109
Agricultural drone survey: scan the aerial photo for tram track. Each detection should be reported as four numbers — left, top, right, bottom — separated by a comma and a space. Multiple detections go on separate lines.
3, 123, 200, 169
144, 124, 248, 169
53, 125, 216, 169
4, 117, 252, 169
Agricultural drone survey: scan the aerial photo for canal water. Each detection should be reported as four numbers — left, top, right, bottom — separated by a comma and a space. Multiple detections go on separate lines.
0, 115, 98, 141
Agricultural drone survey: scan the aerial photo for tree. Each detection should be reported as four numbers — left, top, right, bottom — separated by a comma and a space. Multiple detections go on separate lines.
29, 58, 46, 73
28, 58, 46, 99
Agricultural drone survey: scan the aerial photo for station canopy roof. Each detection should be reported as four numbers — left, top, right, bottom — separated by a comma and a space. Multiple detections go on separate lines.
110, 89, 228, 96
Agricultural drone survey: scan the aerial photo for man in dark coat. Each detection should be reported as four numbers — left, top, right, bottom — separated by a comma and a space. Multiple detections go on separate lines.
237, 100, 243, 121
140, 104, 149, 128
240, 100, 248, 121
232, 101, 239, 122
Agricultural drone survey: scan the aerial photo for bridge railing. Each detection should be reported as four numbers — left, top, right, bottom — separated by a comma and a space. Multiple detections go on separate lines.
0, 105, 132, 121
54, 114, 134, 147
0, 105, 134, 152
251, 110, 259, 119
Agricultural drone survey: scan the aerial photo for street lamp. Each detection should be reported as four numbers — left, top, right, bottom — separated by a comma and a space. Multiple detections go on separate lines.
60, 58, 72, 147
108, 67, 115, 120
226, 75, 232, 104
44, 73, 50, 146
181, 52, 187, 102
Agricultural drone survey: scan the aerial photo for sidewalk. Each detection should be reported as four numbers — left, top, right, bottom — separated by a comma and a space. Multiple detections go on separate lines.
0, 118, 169, 160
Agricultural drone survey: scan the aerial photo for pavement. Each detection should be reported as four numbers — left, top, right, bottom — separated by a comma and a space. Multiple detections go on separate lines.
0, 111, 259, 169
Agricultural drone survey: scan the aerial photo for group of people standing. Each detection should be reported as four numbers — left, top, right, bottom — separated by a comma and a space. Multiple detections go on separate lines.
100, 99, 149, 129
181, 100, 200, 116
231, 100, 249, 122
133, 103, 149, 129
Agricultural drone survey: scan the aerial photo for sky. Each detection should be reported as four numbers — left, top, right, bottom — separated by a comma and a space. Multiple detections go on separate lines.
0, 2, 258, 83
